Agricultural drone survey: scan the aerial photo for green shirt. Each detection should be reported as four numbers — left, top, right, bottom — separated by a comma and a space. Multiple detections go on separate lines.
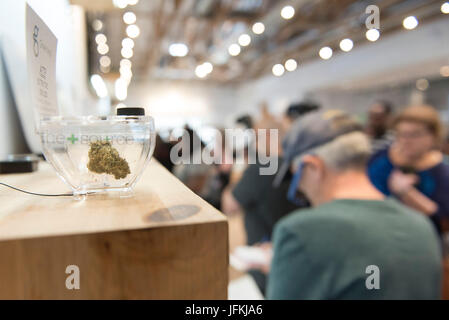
267, 198, 442, 300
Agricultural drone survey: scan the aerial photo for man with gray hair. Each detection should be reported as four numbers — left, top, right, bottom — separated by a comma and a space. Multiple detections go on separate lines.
266, 110, 442, 299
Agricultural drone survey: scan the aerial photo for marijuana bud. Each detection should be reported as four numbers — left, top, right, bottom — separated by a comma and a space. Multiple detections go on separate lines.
87, 141, 130, 179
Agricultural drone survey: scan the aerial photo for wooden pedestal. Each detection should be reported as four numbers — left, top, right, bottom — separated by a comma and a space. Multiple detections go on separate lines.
0, 161, 228, 299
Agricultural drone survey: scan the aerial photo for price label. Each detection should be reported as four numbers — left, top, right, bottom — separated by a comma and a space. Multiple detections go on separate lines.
26, 3, 58, 129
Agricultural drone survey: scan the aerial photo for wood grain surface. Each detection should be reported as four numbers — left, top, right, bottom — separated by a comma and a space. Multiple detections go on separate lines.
0, 160, 228, 299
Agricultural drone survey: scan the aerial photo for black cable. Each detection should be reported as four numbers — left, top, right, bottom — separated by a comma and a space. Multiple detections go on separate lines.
0, 182, 73, 197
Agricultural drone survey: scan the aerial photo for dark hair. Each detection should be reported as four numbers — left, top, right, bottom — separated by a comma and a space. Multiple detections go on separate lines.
393, 105, 445, 144
286, 101, 320, 120
236, 115, 253, 129
374, 100, 393, 115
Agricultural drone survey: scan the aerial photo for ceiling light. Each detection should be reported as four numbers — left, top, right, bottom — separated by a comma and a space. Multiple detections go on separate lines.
97, 43, 109, 55
126, 24, 140, 38
272, 64, 285, 77
252, 22, 265, 35
195, 62, 213, 78
121, 47, 133, 58
123, 12, 136, 24
90, 74, 108, 98
281, 6, 295, 20
115, 78, 128, 101
366, 29, 380, 42
120, 66, 132, 79
120, 59, 132, 68
92, 19, 103, 31
284, 59, 297, 72
442, 2, 449, 14
99, 55, 111, 67
228, 43, 241, 56
339, 38, 354, 52
122, 37, 134, 49
113, 0, 128, 9
202, 62, 213, 74
238, 34, 251, 47
416, 79, 429, 91
319, 47, 333, 60
100, 65, 110, 74
122, 76, 132, 86
168, 43, 189, 57
403, 16, 418, 30
440, 65, 449, 77
95, 33, 107, 44
120, 64, 131, 72
195, 65, 208, 78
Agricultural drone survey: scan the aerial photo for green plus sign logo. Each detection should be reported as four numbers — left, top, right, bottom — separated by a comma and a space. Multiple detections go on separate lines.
67, 134, 78, 144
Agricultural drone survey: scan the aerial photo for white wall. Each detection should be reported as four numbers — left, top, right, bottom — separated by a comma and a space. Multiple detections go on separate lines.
1, 2, 447, 156
0, 0, 92, 154
235, 17, 449, 117
0, 48, 29, 158
309, 78, 449, 122
125, 15, 449, 132
126, 80, 239, 130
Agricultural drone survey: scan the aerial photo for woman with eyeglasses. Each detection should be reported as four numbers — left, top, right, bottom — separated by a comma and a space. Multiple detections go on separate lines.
368, 105, 449, 234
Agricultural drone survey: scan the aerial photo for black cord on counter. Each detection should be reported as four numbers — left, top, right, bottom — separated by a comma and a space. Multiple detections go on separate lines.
0, 182, 73, 197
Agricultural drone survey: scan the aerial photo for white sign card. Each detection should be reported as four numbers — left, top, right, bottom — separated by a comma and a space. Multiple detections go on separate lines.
26, 3, 58, 129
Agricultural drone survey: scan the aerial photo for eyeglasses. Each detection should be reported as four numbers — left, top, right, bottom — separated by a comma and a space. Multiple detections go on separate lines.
395, 130, 430, 139
287, 162, 308, 206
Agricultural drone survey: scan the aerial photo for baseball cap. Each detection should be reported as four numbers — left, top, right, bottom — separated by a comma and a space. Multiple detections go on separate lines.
285, 101, 320, 120
273, 109, 363, 187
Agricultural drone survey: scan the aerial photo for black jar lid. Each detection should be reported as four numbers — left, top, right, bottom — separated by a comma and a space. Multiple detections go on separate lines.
116, 107, 145, 116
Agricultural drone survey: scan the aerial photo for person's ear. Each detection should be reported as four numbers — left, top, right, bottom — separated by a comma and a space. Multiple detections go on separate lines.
302, 155, 325, 178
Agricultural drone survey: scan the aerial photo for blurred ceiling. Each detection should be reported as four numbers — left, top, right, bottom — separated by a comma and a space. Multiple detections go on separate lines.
71, 0, 447, 83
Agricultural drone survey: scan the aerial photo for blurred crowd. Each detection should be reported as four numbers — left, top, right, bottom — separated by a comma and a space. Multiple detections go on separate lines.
153, 100, 449, 299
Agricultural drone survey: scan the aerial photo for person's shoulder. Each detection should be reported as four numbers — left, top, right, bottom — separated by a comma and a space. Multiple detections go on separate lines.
242, 158, 280, 176
241, 157, 284, 184
277, 198, 432, 231
427, 161, 449, 189
373, 197, 424, 219
369, 147, 390, 165
384, 198, 439, 235
241, 162, 260, 174
435, 161, 449, 176
272, 202, 374, 258
271, 207, 321, 252
275, 199, 439, 247
275, 203, 346, 236
367, 148, 393, 181
235, 163, 262, 187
